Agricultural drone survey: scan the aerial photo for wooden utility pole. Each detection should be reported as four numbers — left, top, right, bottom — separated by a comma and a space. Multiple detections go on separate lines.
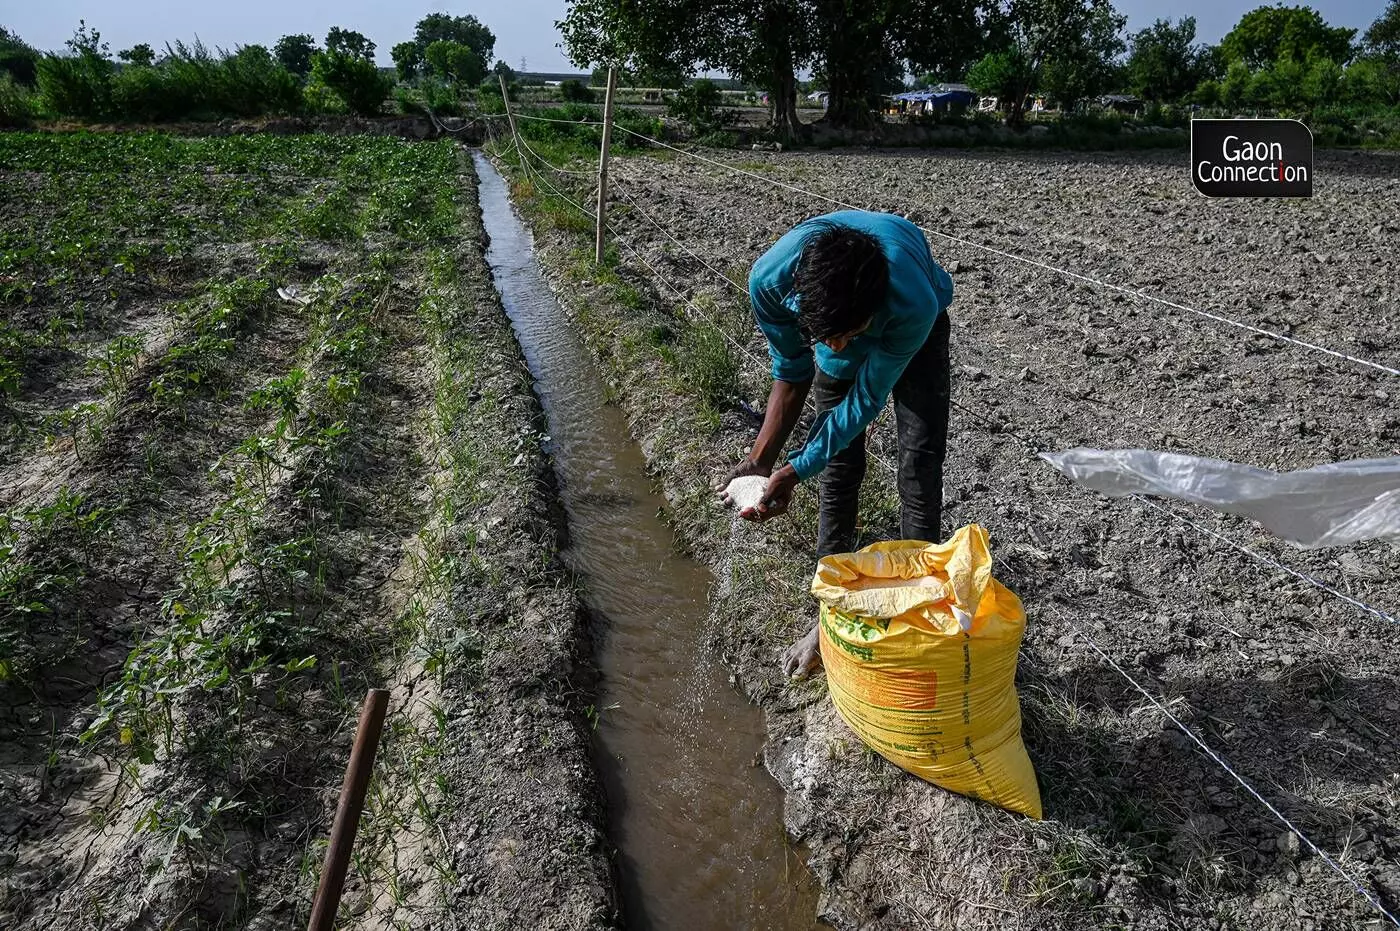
595, 66, 618, 265
307, 688, 390, 931
498, 73, 520, 145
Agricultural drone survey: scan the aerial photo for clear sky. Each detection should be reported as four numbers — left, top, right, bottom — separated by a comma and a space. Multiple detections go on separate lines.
3, 1, 1387, 71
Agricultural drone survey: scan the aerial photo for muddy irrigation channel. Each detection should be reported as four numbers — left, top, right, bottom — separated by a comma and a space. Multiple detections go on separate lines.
474, 153, 821, 930
495, 138, 1400, 931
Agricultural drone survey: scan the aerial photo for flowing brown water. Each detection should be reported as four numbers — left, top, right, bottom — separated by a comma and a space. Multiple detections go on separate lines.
474, 153, 822, 930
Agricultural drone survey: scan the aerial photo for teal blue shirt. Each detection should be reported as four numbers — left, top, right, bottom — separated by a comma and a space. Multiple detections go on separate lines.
748, 210, 954, 481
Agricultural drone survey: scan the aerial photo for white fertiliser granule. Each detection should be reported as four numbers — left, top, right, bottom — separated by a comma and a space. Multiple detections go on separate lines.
724, 475, 769, 511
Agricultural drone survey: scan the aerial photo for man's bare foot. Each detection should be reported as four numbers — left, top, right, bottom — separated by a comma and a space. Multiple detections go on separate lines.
781, 625, 823, 678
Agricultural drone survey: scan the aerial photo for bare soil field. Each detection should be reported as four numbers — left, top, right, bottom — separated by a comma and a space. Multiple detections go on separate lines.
0, 133, 614, 930
501, 141, 1400, 930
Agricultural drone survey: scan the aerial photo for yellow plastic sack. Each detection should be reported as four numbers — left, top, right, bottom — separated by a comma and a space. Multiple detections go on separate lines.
812, 525, 1042, 819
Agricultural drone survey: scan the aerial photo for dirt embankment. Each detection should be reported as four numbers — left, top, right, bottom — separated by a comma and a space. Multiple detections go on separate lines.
500, 144, 1399, 931
1, 135, 613, 930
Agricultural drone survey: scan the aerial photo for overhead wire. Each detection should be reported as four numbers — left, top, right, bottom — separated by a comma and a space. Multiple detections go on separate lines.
610, 124, 1400, 380
505, 118, 1400, 605
1075, 624, 1400, 929
600, 124, 1399, 626
493, 103, 1400, 928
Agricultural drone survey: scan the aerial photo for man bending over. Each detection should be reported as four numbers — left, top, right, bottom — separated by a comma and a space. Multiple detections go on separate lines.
716, 210, 954, 677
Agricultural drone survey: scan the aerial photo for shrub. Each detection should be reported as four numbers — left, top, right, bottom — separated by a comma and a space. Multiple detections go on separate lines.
559, 79, 594, 103
1141, 101, 1189, 128
0, 27, 39, 86
391, 40, 422, 81
665, 79, 736, 133
118, 43, 156, 67
303, 80, 347, 115
110, 63, 176, 121
37, 22, 115, 120
109, 41, 301, 122
477, 83, 507, 115
693, 129, 740, 148
1307, 104, 1400, 147
0, 74, 34, 127
424, 40, 484, 87
219, 45, 301, 115
422, 77, 465, 115
307, 51, 392, 116
274, 34, 317, 79
394, 78, 465, 117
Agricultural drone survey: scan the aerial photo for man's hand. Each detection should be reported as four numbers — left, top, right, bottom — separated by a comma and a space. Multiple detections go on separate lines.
715, 457, 770, 507
742, 464, 799, 523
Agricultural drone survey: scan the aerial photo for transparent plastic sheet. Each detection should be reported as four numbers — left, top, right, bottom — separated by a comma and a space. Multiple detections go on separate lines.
1041, 448, 1400, 549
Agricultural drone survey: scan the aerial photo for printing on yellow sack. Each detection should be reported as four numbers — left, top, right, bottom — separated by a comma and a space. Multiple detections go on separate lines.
812, 524, 1042, 819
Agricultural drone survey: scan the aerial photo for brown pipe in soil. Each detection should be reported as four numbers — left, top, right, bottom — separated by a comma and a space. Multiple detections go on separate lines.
307, 687, 391, 931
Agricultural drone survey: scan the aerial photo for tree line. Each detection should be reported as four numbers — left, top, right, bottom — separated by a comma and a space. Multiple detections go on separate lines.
557, 0, 1400, 136
0, 14, 503, 126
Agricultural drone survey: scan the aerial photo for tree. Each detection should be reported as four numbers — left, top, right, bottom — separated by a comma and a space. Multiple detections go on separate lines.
1220, 5, 1355, 69
699, 1, 816, 138
559, 0, 816, 137
995, 0, 1126, 123
560, 78, 594, 101
274, 34, 317, 77
391, 41, 422, 81
902, 0, 997, 86
65, 20, 109, 59
1126, 17, 1203, 102
37, 20, 115, 119
1341, 54, 1400, 105
1220, 58, 1253, 108
424, 40, 485, 86
966, 48, 1032, 105
413, 14, 495, 68
493, 60, 516, 84
558, 0, 695, 86
1366, 0, 1400, 57
118, 43, 156, 67
1297, 52, 1342, 104
590, 64, 637, 85
804, 0, 891, 127
558, 0, 985, 134
1196, 43, 1226, 83
325, 27, 376, 62
308, 49, 392, 115
1038, 0, 1125, 110
804, 0, 988, 129
393, 14, 496, 87
0, 27, 40, 86
1358, 0, 1400, 105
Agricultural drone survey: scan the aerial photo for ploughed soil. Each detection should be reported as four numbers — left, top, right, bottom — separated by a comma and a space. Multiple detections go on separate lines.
501, 142, 1399, 930
0, 133, 614, 930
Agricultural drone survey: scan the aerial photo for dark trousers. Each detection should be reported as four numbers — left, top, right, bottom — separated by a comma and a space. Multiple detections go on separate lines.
810, 311, 951, 559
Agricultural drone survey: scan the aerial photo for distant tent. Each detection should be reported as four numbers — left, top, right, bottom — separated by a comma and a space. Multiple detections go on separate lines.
889, 84, 977, 113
